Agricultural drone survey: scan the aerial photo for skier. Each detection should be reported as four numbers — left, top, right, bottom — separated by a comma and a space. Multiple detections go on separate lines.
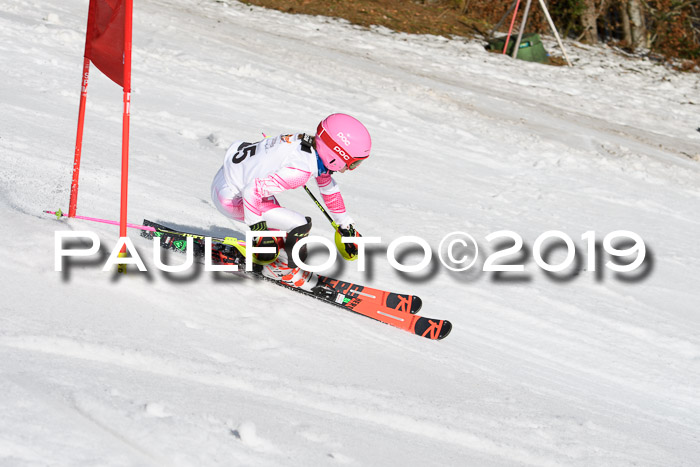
210, 113, 371, 290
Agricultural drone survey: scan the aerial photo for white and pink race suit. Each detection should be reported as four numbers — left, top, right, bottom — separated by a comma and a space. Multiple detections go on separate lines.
211, 133, 354, 232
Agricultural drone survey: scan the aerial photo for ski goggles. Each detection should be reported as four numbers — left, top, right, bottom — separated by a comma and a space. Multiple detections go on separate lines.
316, 124, 367, 171
347, 159, 363, 170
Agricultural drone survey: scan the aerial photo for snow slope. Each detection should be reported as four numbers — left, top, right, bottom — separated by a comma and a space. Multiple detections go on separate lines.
1, 0, 700, 465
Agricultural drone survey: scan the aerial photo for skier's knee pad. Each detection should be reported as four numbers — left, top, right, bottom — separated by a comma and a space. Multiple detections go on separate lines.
249, 220, 284, 265
252, 235, 283, 265
284, 217, 312, 268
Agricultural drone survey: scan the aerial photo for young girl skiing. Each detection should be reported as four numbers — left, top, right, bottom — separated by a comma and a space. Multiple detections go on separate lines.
211, 113, 371, 290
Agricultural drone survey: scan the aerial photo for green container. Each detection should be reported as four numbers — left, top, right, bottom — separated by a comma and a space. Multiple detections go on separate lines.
488, 33, 548, 64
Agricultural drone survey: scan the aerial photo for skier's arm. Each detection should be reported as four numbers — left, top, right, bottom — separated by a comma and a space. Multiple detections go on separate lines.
315, 173, 354, 227
243, 167, 312, 225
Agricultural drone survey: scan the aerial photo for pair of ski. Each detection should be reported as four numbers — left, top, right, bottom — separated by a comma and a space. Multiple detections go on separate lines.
141, 220, 451, 340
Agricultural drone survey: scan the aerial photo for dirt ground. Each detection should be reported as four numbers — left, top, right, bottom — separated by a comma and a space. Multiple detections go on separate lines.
240, 0, 575, 65
239, 0, 492, 38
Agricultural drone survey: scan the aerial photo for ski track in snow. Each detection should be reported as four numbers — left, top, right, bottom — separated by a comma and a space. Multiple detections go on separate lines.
1, 0, 700, 465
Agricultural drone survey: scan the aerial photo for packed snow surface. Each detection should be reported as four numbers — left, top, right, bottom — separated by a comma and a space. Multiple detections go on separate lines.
1, 0, 699, 465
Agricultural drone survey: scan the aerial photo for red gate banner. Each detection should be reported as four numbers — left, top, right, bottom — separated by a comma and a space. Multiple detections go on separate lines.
85, 0, 127, 87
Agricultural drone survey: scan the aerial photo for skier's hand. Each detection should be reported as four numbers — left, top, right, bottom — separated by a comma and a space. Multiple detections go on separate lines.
335, 224, 361, 260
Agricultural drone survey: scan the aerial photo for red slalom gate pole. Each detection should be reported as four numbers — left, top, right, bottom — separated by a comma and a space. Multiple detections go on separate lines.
503, 0, 522, 55
117, 0, 134, 273
68, 57, 91, 218
119, 88, 131, 246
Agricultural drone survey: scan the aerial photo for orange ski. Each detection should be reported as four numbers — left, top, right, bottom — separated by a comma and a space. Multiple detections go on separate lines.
143, 219, 452, 340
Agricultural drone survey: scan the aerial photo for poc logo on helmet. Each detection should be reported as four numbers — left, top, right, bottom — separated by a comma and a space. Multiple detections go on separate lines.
333, 145, 351, 161
336, 132, 351, 146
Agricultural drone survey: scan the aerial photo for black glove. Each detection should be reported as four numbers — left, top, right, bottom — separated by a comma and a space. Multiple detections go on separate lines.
336, 224, 360, 258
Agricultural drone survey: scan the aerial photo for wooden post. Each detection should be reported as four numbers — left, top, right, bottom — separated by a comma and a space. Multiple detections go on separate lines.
512, 0, 533, 59
537, 0, 573, 66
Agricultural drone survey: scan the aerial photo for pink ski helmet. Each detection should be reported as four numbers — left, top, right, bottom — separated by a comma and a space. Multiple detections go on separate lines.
315, 113, 371, 172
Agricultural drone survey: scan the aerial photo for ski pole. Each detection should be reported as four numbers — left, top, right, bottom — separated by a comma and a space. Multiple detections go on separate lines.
44, 209, 156, 232
303, 185, 338, 230
44, 209, 246, 248
303, 186, 361, 262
